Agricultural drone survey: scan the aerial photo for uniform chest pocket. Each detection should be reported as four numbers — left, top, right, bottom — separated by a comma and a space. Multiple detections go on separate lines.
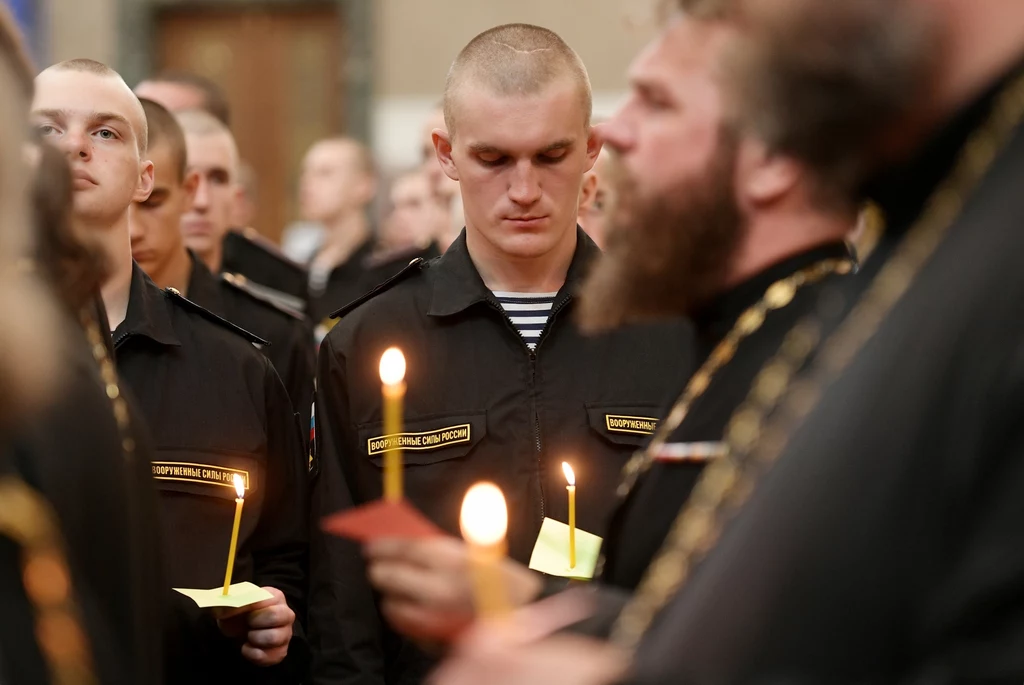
358, 411, 487, 467
151, 449, 260, 500
585, 403, 663, 448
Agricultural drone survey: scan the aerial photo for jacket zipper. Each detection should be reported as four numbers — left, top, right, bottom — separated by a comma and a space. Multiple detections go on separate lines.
485, 293, 573, 524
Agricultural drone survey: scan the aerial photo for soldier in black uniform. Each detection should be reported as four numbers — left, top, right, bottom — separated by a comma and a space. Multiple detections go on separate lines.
300, 137, 379, 325
130, 99, 315, 421
308, 23, 693, 685
32, 59, 308, 684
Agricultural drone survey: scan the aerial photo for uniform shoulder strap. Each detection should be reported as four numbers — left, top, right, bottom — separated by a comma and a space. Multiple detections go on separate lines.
164, 287, 270, 346
329, 257, 428, 320
220, 272, 306, 321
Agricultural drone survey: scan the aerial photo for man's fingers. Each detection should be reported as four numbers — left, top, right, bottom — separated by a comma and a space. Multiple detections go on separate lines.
240, 643, 288, 667
212, 587, 284, 620
246, 603, 295, 630
369, 560, 462, 607
247, 626, 292, 649
366, 536, 466, 570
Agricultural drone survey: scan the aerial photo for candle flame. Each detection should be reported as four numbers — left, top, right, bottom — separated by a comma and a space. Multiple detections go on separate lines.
562, 461, 575, 486
233, 473, 245, 499
379, 347, 407, 386
459, 482, 507, 546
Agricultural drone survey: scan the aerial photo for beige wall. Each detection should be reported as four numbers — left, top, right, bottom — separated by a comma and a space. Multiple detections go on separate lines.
372, 0, 661, 167
375, 0, 661, 96
47, 0, 119, 65
42, 0, 662, 167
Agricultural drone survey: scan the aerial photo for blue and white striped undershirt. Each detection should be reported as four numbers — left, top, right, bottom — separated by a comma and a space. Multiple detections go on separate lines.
492, 291, 558, 350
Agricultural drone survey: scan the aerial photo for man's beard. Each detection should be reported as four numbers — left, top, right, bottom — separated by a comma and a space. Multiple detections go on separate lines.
577, 133, 744, 334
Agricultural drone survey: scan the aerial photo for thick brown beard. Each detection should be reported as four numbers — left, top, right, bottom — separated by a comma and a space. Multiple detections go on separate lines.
576, 132, 744, 334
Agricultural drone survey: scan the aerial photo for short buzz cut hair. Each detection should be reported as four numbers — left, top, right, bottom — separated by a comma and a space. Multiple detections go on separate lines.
443, 23, 592, 138
48, 58, 149, 155
175, 108, 239, 176
147, 70, 230, 125
139, 98, 187, 182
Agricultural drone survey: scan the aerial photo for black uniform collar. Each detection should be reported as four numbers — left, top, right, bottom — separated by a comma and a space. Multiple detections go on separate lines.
864, 51, 1024, 237
113, 262, 181, 347
692, 241, 851, 346
428, 226, 599, 317
185, 250, 227, 318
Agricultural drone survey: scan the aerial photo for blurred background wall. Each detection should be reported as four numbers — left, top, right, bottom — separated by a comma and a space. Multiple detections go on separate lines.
9, 0, 659, 242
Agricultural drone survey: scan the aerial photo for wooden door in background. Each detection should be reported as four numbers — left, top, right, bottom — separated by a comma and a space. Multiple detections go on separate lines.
157, 4, 344, 243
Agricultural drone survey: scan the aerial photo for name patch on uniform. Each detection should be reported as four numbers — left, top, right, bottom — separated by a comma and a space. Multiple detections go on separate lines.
605, 415, 659, 436
152, 462, 251, 490
367, 424, 471, 455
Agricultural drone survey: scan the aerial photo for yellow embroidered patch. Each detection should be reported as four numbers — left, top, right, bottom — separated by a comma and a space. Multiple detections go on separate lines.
605, 415, 659, 436
368, 424, 471, 455
152, 462, 250, 490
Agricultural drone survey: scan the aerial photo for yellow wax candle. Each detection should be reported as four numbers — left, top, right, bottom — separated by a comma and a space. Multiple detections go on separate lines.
460, 482, 510, 618
379, 348, 407, 502
562, 462, 576, 569
222, 474, 246, 595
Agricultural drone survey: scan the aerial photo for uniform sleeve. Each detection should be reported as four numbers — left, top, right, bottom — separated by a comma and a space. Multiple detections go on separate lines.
250, 358, 310, 673
278, 318, 316, 445
308, 334, 387, 685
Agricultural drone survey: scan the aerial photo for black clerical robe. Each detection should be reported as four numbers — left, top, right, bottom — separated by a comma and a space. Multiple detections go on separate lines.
624, 57, 1024, 685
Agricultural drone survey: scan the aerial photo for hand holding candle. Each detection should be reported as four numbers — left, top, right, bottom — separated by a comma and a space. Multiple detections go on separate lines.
562, 462, 576, 569
379, 347, 407, 502
223, 474, 246, 595
460, 482, 510, 618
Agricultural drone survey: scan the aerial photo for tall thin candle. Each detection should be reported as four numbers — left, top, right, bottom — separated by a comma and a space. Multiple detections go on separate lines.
379, 348, 407, 502
222, 474, 245, 594
563, 462, 576, 569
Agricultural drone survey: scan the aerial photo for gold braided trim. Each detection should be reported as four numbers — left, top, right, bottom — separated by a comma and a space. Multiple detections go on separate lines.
0, 478, 97, 685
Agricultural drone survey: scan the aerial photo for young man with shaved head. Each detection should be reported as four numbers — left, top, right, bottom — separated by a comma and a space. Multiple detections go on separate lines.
32, 59, 308, 685
300, 136, 380, 324
309, 23, 691, 685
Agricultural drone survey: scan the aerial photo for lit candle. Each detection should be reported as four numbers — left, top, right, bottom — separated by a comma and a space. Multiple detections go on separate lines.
459, 482, 509, 618
379, 347, 407, 502
562, 462, 576, 569
222, 474, 245, 595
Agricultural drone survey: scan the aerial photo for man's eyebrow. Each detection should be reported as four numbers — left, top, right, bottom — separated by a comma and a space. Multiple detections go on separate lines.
92, 111, 133, 129
31, 108, 133, 131
538, 138, 575, 154
468, 138, 576, 156
468, 142, 507, 156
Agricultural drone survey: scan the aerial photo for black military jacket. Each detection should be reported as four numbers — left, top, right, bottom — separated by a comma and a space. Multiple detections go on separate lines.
8, 308, 164, 685
222, 228, 309, 312
113, 264, 308, 684
626, 58, 1024, 685
187, 252, 315, 421
307, 239, 375, 325
601, 242, 852, 593
310, 229, 692, 684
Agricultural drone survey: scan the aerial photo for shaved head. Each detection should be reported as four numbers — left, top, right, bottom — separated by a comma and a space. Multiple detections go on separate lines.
175, 108, 239, 175
44, 59, 148, 155
443, 23, 592, 138
140, 98, 187, 182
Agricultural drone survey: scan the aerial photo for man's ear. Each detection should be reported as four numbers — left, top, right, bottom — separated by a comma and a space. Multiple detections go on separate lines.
135, 159, 155, 202
183, 170, 199, 205
578, 170, 599, 211
582, 127, 603, 174
433, 129, 459, 182
736, 138, 800, 207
